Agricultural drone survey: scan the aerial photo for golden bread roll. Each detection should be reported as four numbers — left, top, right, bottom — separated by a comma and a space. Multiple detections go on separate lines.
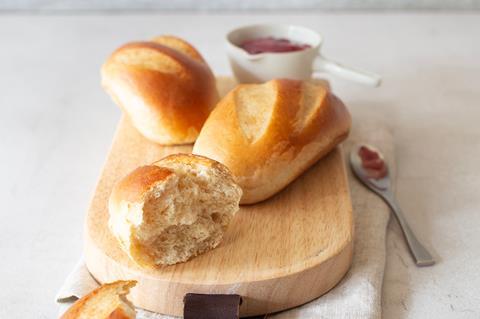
60, 280, 136, 319
193, 79, 351, 204
101, 36, 219, 145
108, 154, 242, 267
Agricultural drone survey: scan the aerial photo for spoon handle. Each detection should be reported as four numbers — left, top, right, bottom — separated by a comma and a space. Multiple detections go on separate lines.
383, 194, 435, 267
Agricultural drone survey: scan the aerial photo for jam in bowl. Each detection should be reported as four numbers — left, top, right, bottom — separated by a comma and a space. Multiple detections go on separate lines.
240, 37, 311, 54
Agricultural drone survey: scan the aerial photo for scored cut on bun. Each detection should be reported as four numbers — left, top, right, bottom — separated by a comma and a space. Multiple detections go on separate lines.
193, 79, 351, 204
108, 154, 242, 267
60, 280, 136, 319
101, 35, 219, 145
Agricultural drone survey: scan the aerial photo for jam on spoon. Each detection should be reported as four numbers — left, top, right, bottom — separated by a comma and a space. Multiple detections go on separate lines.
240, 37, 311, 54
358, 146, 387, 179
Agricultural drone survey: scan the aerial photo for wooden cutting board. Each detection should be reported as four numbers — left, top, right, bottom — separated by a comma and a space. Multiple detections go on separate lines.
84, 77, 354, 317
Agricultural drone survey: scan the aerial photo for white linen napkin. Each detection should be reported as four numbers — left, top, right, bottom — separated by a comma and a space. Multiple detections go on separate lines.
56, 119, 394, 319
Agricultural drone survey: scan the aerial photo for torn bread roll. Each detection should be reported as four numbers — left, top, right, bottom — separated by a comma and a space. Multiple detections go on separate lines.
193, 79, 351, 204
101, 36, 219, 145
108, 154, 242, 267
60, 280, 136, 319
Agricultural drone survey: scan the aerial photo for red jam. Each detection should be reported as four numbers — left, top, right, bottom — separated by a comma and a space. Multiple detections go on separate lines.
358, 146, 387, 179
240, 37, 311, 54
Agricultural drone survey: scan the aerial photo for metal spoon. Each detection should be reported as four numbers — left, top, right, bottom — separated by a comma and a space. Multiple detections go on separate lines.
349, 144, 435, 267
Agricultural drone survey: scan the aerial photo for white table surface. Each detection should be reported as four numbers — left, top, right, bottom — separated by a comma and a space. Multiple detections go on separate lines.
1, 12, 479, 318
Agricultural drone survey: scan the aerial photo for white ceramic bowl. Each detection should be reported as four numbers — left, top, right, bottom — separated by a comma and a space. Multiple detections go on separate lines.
226, 24, 381, 86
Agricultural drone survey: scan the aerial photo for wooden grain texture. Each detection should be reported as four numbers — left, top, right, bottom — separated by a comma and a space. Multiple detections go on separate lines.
84, 77, 354, 317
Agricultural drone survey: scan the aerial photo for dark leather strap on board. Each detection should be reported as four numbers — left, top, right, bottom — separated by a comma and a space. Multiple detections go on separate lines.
184, 293, 242, 319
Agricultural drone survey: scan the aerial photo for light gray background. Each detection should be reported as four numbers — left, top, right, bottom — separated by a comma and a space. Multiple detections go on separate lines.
1, 0, 480, 11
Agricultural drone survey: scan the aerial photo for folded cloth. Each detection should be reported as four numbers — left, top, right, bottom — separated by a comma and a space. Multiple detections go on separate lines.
56, 119, 394, 319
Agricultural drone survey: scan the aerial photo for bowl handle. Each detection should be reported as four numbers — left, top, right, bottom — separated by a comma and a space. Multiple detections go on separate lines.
314, 55, 381, 87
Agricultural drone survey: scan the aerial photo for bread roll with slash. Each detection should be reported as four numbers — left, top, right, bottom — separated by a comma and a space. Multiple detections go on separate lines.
101, 36, 219, 145
108, 154, 242, 267
193, 79, 351, 204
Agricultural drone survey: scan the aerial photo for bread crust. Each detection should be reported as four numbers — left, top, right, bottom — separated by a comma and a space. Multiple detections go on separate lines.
193, 79, 351, 204
110, 165, 175, 205
154, 153, 237, 184
60, 280, 136, 319
101, 36, 219, 145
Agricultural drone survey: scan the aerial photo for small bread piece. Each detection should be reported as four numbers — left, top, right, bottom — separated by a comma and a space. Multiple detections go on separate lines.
101, 36, 219, 145
60, 280, 136, 319
109, 154, 242, 266
193, 79, 351, 204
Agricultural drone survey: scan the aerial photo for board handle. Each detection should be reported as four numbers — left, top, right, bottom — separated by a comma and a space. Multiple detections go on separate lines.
184, 293, 243, 319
